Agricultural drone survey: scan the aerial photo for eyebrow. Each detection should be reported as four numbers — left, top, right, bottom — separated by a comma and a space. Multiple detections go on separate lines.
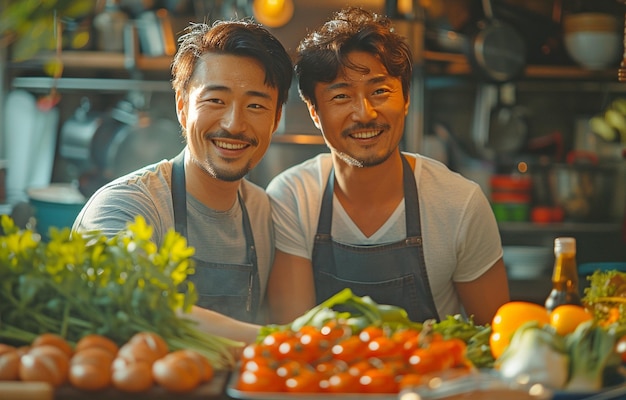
325, 75, 390, 91
199, 85, 273, 100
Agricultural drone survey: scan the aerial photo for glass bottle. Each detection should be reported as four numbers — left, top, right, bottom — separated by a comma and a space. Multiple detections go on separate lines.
545, 237, 582, 312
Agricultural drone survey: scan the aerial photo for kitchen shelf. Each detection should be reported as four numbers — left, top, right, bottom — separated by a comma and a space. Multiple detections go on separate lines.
498, 221, 623, 234
11, 76, 172, 93
423, 50, 622, 83
10, 51, 172, 71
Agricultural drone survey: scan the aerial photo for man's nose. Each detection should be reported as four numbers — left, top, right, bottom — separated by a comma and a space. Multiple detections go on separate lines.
221, 106, 245, 133
352, 97, 377, 121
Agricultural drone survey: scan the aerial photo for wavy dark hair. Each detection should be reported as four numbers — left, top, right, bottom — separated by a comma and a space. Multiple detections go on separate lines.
172, 19, 293, 109
295, 7, 412, 107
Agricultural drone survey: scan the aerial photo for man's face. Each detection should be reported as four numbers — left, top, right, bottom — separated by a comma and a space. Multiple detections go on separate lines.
177, 53, 281, 181
307, 51, 409, 168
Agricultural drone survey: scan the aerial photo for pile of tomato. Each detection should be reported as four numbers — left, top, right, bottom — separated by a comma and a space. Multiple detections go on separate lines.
236, 321, 470, 394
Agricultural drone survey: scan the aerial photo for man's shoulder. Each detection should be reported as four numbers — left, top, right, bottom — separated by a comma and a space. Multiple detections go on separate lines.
267, 153, 330, 190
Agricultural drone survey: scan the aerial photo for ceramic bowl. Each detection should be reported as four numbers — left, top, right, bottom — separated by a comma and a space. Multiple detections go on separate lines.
562, 13, 623, 70
503, 246, 553, 279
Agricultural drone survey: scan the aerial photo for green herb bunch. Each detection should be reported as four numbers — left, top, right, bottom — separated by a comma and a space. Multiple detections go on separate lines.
0, 215, 240, 369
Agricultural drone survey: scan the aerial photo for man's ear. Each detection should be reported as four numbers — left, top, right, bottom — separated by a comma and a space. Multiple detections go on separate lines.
404, 94, 410, 116
306, 100, 321, 130
273, 106, 283, 134
175, 91, 186, 128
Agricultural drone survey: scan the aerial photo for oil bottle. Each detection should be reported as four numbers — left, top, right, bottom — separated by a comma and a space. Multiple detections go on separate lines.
544, 237, 582, 312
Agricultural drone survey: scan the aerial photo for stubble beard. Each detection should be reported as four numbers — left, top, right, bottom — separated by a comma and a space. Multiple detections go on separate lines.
193, 155, 251, 182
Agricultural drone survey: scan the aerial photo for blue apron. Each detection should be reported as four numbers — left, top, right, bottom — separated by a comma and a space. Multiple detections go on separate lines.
171, 150, 261, 323
312, 154, 439, 322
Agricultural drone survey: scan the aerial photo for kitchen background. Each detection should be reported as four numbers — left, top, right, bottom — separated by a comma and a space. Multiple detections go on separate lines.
0, 0, 625, 303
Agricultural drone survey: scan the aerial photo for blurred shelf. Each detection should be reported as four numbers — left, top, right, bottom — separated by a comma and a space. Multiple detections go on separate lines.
423, 50, 622, 84
498, 221, 623, 233
11, 76, 172, 93
10, 51, 172, 71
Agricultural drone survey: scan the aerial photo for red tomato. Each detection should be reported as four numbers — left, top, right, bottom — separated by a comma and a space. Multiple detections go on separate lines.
315, 360, 345, 377
358, 367, 398, 393
241, 343, 270, 361
398, 373, 424, 390
285, 369, 323, 393
366, 336, 403, 360
424, 340, 456, 370
331, 336, 366, 363
320, 321, 350, 342
237, 367, 284, 392
358, 326, 385, 342
324, 371, 360, 393
262, 331, 294, 360
276, 360, 304, 379
407, 348, 444, 375
297, 331, 329, 363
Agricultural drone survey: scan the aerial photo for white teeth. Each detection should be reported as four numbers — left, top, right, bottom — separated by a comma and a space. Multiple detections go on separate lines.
351, 131, 379, 139
214, 140, 246, 150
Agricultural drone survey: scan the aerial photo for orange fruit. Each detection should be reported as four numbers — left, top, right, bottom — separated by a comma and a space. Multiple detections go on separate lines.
549, 304, 594, 336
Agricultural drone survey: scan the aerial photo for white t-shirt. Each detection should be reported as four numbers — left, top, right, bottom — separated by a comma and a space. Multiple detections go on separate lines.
73, 156, 274, 302
266, 152, 503, 319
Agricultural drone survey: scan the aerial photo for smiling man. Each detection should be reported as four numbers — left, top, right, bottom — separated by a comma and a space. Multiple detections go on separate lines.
73, 20, 293, 343
266, 7, 509, 326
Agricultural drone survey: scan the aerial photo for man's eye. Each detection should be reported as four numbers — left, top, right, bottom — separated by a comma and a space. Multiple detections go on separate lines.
373, 88, 390, 95
332, 93, 348, 100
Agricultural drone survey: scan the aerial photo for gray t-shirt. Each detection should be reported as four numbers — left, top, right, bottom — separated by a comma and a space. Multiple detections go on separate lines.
72, 155, 274, 302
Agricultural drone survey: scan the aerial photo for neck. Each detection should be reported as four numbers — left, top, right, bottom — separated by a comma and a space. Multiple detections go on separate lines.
184, 156, 240, 211
333, 150, 409, 205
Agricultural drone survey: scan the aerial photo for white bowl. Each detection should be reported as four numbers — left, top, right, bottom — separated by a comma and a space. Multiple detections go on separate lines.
503, 246, 553, 279
564, 30, 622, 70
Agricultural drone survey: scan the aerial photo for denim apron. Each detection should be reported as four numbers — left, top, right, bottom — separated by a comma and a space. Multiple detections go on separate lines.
171, 150, 261, 323
312, 155, 439, 322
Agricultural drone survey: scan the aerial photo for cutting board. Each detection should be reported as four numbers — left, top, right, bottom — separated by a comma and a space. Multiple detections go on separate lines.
0, 371, 229, 400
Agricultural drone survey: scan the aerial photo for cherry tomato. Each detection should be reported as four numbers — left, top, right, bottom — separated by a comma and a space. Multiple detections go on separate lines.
331, 336, 366, 363
347, 359, 372, 376
366, 336, 403, 360
320, 320, 350, 342
276, 360, 304, 379
398, 373, 424, 390
358, 326, 384, 342
241, 343, 270, 361
297, 330, 329, 363
426, 340, 461, 369
285, 369, 323, 393
315, 360, 345, 377
407, 348, 444, 375
359, 367, 398, 393
324, 371, 360, 393
262, 331, 294, 360
237, 367, 284, 392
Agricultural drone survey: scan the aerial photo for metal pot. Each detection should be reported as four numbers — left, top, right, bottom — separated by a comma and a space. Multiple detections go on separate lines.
532, 151, 618, 222
467, 0, 526, 83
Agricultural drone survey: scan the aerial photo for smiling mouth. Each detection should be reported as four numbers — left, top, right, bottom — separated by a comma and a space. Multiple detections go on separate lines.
213, 140, 248, 150
350, 130, 382, 139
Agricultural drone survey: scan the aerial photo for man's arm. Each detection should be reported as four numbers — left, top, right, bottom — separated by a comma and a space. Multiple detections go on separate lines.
267, 249, 317, 324
454, 258, 510, 326
185, 306, 261, 344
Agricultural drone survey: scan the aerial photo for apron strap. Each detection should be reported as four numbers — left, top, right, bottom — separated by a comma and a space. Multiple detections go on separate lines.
171, 150, 187, 237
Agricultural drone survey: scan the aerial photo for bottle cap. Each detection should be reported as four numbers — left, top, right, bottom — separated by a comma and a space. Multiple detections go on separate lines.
555, 237, 576, 254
